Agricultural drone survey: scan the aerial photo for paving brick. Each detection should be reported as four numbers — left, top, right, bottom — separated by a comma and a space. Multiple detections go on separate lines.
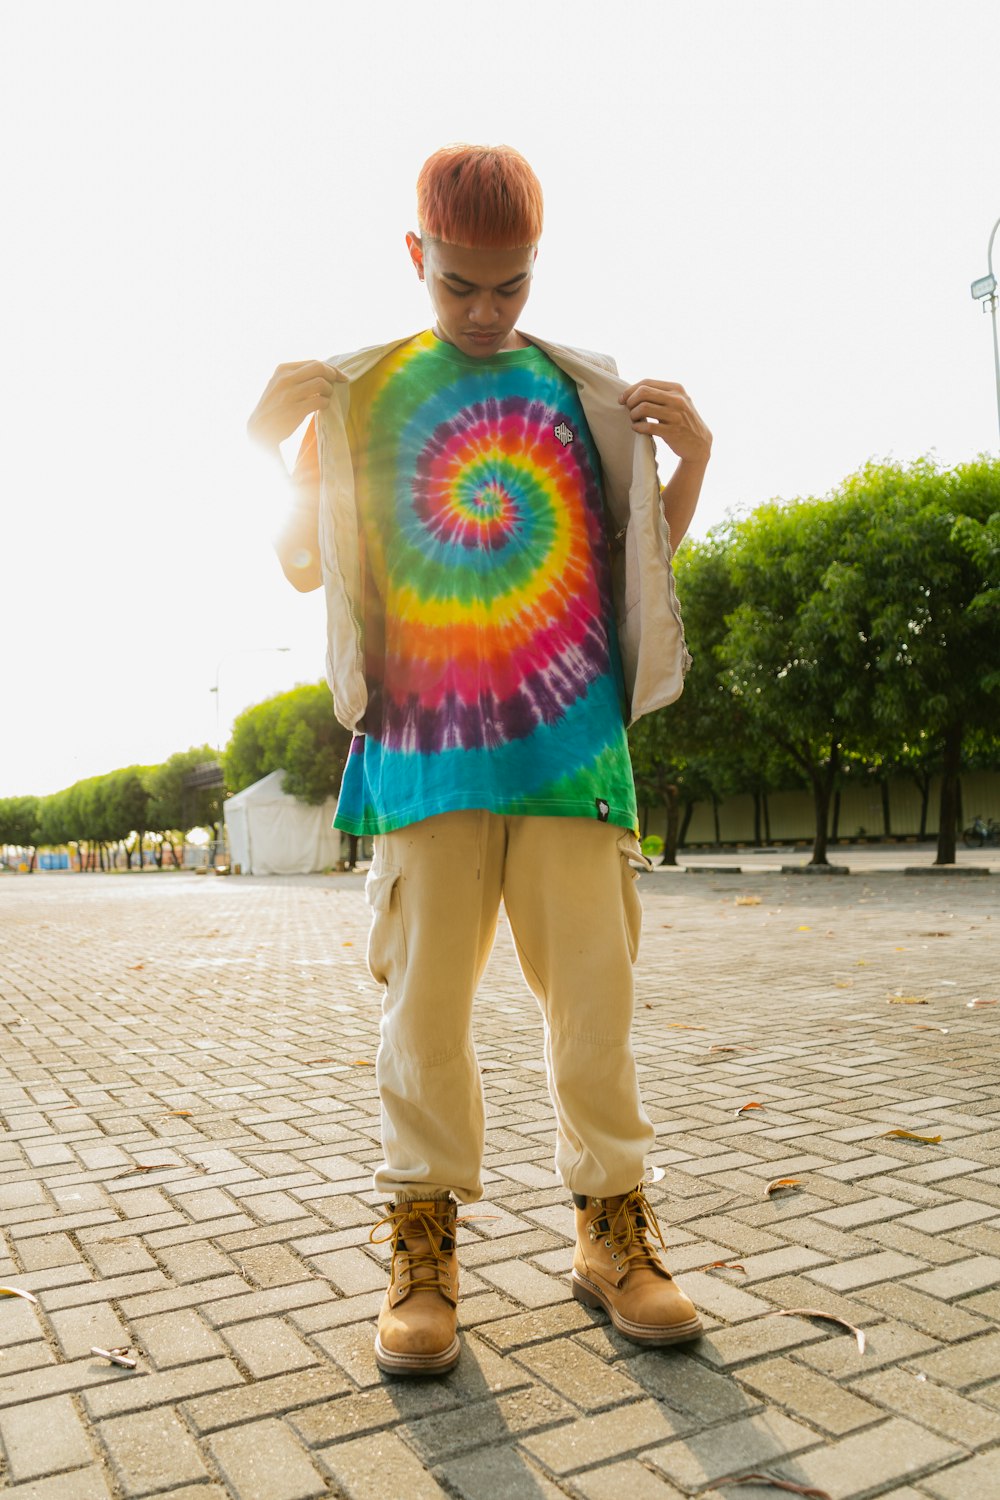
234, 1243, 311, 1287
795, 1320, 939, 1378
624, 1348, 758, 1421
319, 1430, 449, 1499
12, 1234, 81, 1272
850, 1365, 1000, 1447
567, 1459, 688, 1500
0, 1393, 95, 1482
199, 1280, 331, 1327
82, 1357, 245, 1420
906, 1254, 1000, 1300
447, 1447, 591, 1499
920, 1451, 1000, 1499
46, 1302, 132, 1360
897, 1200, 997, 1233
523, 1400, 699, 1475
404, 1384, 575, 1463
739, 1417, 960, 1498
128, 1308, 227, 1369
0, 1469, 114, 1499
182, 1367, 351, 1435
735, 1354, 883, 1435
853, 1281, 991, 1340
514, 1338, 647, 1412
289, 1383, 457, 1447
207, 1418, 328, 1500
6, 856, 1000, 1500
152, 1243, 239, 1282
911, 1332, 1000, 1389
473, 1258, 567, 1308
220, 1315, 320, 1378
98, 1407, 209, 1495
475, 1301, 595, 1352
641, 1408, 823, 1489
691, 1312, 827, 1369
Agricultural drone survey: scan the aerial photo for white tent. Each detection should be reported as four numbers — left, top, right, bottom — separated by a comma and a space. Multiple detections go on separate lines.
224, 769, 340, 876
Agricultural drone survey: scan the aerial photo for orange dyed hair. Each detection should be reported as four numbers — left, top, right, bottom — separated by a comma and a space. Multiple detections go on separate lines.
416, 144, 543, 249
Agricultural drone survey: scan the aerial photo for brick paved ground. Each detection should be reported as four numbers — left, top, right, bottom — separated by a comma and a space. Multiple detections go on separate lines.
0, 868, 998, 1500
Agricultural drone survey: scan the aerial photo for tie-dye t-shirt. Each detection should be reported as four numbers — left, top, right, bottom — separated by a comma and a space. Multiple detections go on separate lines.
318, 329, 637, 835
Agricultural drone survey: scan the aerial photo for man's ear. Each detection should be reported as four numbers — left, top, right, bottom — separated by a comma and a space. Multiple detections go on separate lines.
405, 231, 424, 280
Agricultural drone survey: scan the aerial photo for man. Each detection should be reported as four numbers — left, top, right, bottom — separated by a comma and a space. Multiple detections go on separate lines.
248, 143, 712, 1376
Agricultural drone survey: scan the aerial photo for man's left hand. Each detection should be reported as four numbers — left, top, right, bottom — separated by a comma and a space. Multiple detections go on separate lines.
619, 380, 712, 466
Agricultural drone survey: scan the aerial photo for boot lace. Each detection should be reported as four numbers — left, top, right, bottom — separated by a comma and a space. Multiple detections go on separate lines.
369, 1201, 459, 1299
602, 1188, 670, 1278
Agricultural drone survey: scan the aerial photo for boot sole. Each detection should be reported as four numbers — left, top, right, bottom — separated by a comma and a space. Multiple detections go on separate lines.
374, 1332, 461, 1376
571, 1272, 703, 1345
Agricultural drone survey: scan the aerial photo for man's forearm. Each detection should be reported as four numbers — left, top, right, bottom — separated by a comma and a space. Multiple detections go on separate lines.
659, 454, 710, 550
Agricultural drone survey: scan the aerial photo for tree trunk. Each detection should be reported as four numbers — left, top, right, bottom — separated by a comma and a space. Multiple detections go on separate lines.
881, 779, 892, 839
763, 791, 772, 844
711, 793, 721, 846
935, 723, 963, 865
808, 740, 839, 866
831, 789, 841, 843
661, 785, 681, 866
679, 800, 695, 849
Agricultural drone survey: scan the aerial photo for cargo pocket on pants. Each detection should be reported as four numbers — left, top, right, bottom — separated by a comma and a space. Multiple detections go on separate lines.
364, 857, 406, 988
616, 831, 650, 965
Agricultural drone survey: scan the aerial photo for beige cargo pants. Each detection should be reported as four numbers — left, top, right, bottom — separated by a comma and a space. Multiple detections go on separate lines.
363, 810, 656, 1204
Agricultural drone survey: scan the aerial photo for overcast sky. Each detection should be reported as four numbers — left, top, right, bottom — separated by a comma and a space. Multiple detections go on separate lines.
2, 0, 998, 800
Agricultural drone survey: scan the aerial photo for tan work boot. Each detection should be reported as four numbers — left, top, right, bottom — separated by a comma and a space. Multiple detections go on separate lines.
369, 1197, 460, 1375
571, 1186, 703, 1345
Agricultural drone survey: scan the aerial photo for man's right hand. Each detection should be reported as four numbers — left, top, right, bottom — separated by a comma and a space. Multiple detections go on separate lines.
247, 360, 348, 452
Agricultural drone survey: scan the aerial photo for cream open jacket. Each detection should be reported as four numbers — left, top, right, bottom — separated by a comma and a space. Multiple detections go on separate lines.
315, 330, 691, 734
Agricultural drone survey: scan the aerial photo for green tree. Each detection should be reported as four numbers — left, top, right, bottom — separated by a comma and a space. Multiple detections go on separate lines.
145, 747, 223, 866
0, 796, 41, 870
224, 683, 353, 804
717, 496, 866, 865
822, 455, 1000, 862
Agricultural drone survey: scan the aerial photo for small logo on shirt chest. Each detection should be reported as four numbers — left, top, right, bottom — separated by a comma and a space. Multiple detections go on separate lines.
554, 421, 574, 447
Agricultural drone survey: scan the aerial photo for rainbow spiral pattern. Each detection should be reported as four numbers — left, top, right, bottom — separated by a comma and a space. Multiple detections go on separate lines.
335, 330, 636, 835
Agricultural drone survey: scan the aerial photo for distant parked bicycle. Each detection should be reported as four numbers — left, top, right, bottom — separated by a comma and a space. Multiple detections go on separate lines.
962, 815, 1000, 848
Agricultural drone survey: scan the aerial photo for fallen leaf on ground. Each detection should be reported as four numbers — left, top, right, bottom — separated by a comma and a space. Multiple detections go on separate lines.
834, 980, 854, 989
711, 1044, 756, 1054
881, 1129, 942, 1144
665, 1023, 707, 1030
305, 1058, 337, 1065
351, 1059, 373, 1066
766, 1307, 866, 1353
856, 959, 869, 966
967, 999, 998, 1008
736, 1101, 763, 1116
128, 963, 145, 970
765, 1178, 803, 1195
888, 995, 929, 1005
797, 925, 812, 931
0, 1286, 39, 1304
692, 1259, 747, 1274
735, 895, 762, 906
342, 941, 353, 946
162, 1110, 192, 1117
112, 1163, 175, 1178
711, 1475, 832, 1499
91, 1345, 138, 1369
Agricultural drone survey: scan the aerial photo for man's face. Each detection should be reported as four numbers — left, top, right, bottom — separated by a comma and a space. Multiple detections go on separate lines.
406, 234, 537, 356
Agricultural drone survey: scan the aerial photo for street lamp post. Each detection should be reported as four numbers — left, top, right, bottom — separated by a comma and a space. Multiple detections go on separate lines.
970, 215, 1000, 447
210, 647, 292, 753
